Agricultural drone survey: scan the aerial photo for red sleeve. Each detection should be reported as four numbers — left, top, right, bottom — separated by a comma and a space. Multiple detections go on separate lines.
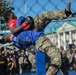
8, 19, 17, 30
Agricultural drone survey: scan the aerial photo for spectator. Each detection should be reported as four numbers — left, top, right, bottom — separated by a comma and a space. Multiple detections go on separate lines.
10, 48, 19, 59
21, 56, 32, 73
0, 50, 7, 75
28, 50, 36, 72
18, 52, 25, 74
73, 62, 76, 70
10, 58, 19, 75
1, 46, 9, 58
70, 50, 76, 70
21, 50, 26, 56
10, 48, 19, 72
6, 56, 12, 75
66, 49, 73, 64
72, 50, 76, 63
60, 50, 70, 75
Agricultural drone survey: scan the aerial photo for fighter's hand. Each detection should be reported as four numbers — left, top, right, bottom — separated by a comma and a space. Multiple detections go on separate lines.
22, 22, 30, 30
22, 16, 34, 30
25, 16, 34, 26
68, 1, 71, 6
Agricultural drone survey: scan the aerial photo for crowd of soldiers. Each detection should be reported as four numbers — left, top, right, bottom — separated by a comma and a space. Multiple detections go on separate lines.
0, 45, 76, 75
0, 46, 35, 75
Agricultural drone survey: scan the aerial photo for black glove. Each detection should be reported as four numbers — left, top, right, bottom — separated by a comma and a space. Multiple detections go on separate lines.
25, 16, 34, 25
65, 8, 72, 17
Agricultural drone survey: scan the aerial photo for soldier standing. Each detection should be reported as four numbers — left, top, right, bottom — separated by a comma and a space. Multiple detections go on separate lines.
18, 52, 25, 74
28, 48, 36, 72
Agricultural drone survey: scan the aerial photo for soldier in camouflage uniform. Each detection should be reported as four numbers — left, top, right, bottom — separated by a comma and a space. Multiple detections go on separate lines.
28, 51, 36, 72
18, 52, 25, 74
28, 46, 36, 72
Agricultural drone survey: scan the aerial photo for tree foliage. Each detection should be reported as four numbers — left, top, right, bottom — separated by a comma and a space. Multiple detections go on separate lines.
0, 0, 14, 16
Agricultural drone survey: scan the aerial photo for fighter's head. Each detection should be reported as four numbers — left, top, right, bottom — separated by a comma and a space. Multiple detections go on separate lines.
2, 34, 13, 43
3, 10, 17, 22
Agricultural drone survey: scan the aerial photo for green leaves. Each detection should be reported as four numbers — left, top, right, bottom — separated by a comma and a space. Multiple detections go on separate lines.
0, 0, 14, 16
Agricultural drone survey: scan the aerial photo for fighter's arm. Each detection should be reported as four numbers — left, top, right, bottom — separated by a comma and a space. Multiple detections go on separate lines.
10, 16, 34, 35
8, 19, 27, 34
10, 25, 25, 35
10, 16, 29, 34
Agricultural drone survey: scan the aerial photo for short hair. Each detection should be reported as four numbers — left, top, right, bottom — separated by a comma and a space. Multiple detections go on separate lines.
2, 34, 10, 42
3, 10, 13, 22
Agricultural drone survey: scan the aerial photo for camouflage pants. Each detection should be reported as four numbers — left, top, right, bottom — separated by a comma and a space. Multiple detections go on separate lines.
34, 10, 67, 31
35, 35, 61, 75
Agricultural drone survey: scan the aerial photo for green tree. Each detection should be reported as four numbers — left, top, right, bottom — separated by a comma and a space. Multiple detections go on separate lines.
0, 0, 14, 16
0, 0, 14, 30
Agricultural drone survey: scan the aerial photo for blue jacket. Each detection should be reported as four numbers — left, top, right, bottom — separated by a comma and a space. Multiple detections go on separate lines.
12, 30, 43, 48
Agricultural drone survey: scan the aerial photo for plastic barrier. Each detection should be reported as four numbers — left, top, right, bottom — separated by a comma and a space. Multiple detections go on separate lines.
56, 71, 76, 75
68, 71, 76, 75
35, 50, 46, 73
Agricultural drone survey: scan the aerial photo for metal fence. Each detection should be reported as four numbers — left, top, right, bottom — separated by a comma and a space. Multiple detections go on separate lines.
11, 0, 76, 17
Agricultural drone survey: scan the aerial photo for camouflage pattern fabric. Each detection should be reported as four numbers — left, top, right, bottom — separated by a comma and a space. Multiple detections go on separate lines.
67, 52, 73, 63
46, 66, 58, 75
18, 57, 24, 74
34, 10, 67, 31
35, 35, 61, 75
28, 51, 36, 72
